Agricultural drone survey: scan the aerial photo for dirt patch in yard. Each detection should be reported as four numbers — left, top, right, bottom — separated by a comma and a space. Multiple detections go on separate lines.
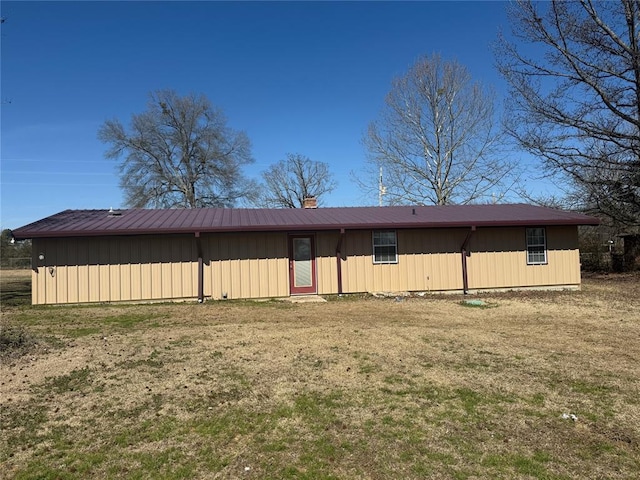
1, 270, 639, 479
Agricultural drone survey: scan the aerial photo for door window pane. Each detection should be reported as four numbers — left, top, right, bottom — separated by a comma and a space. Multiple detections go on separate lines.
293, 238, 312, 287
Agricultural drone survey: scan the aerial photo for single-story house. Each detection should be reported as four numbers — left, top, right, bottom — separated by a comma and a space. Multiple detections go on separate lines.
11, 203, 600, 305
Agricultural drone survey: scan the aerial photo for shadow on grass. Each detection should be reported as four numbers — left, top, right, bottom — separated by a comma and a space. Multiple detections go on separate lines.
0, 274, 32, 307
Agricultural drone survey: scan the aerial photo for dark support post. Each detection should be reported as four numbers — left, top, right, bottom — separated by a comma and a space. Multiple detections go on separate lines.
461, 226, 476, 295
195, 232, 204, 303
336, 228, 345, 294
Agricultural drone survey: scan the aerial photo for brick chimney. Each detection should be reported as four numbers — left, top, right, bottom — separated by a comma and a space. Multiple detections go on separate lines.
303, 197, 318, 209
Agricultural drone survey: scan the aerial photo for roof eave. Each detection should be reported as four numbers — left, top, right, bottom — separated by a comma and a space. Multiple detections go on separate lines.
12, 216, 600, 240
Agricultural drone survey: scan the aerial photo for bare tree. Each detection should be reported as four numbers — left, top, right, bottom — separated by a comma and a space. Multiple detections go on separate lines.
256, 153, 336, 208
98, 90, 255, 208
360, 54, 513, 206
496, 0, 640, 228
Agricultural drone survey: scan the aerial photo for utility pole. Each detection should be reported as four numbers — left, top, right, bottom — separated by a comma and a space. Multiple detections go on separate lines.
378, 167, 386, 206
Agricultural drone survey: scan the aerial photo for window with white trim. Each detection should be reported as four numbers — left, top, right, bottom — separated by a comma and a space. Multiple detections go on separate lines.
526, 227, 547, 265
373, 230, 398, 264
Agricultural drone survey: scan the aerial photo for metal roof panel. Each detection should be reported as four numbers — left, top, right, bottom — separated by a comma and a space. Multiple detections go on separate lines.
11, 204, 601, 240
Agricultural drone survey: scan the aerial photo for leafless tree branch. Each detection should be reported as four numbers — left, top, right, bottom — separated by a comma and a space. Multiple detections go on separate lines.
98, 90, 255, 208
496, 0, 640, 228
255, 153, 337, 208
359, 54, 515, 205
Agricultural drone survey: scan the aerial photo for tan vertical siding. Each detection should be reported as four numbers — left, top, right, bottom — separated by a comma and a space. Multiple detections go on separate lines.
48, 239, 61, 303
44, 239, 57, 304
129, 238, 141, 300
466, 226, 580, 289
203, 232, 289, 300
160, 238, 172, 299
109, 239, 121, 302
338, 227, 579, 294
66, 239, 79, 304
258, 248, 271, 298
342, 230, 369, 293
31, 234, 199, 305
30, 247, 38, 305
97, 239, 109, 302
316, 232, 339, 295
29, 225, 582, 305
76, 238, 89, 303
54, 239, 68, 304
341, 229, 466, 293
119, 238, 131, 301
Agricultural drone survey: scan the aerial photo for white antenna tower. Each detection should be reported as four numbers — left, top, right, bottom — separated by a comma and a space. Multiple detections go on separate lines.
379, 167, 387, 206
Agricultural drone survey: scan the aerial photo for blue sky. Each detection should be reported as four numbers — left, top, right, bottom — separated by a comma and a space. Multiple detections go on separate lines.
1, 0, 540, 229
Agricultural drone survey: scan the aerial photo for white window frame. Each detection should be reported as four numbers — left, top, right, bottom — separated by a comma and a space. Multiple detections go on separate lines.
526, 227, 547, 265
372, 230, 398, 264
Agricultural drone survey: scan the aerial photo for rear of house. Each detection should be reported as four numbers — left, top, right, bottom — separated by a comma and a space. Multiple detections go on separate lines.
11, 204, 599, 305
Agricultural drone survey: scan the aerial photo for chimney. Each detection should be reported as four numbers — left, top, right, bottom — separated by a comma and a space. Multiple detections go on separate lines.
303, 197, 318, 209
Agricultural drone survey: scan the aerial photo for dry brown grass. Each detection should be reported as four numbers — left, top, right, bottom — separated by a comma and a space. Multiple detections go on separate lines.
1, 269, 639, 479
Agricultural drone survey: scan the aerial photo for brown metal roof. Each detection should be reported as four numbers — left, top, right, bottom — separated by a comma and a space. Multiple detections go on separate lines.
11, 204, 600, 240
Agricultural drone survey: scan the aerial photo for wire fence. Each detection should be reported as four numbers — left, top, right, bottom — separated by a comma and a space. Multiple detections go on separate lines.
0, 257, 32, 269
580, 252, 636, 272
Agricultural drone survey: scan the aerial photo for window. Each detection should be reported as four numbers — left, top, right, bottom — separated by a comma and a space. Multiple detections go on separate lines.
526, 227, 547, 265
373, 230, 398, 264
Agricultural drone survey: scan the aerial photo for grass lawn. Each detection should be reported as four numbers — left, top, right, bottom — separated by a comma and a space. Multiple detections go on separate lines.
1, 269, 639, 479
